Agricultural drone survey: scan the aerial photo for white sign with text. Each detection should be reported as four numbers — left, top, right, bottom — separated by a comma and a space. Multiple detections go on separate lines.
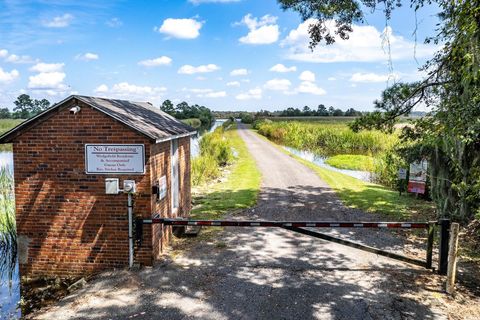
159, 175, 167, 200
85, 144, 145, 174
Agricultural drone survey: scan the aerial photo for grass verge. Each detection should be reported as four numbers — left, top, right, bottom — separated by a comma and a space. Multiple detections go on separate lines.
190, 126, 261, 220
253, 130, 434, 220
325, 154, 374, 171
0, 119, 24, 152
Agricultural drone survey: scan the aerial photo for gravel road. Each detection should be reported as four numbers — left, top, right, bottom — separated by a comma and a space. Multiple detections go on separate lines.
34, 124, 447, 320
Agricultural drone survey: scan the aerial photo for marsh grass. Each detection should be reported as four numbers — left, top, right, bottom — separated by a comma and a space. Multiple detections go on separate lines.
191, 126, 234, 186
0, 119, 23, 152
0, 167, 17, 281
255, 120, 397, 156
325, 154, 375, 171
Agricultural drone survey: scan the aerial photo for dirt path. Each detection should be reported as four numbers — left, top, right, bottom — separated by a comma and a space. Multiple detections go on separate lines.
34, 125, 449, 320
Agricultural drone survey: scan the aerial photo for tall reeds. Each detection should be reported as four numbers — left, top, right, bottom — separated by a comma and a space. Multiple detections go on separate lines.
0, 167, 17, 281
191, 126, 234, 186
255, 120, 397, 156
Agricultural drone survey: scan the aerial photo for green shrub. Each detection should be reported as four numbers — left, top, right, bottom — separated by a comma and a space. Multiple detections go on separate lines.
191, 154, 220, 185
192, 126, 235, 186
240, 112, 254, 124
181, 118, 202, 128
373, 148, 408, 190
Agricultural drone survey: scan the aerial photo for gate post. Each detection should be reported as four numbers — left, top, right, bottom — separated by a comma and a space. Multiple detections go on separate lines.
438, 218, 451, 275
426, 222, 435, 269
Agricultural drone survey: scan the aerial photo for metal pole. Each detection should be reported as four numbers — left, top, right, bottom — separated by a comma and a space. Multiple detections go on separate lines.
283, 226, 428, 268
128, 193, 134, 268
438, 218, 450, 275
426, 222, 435, 269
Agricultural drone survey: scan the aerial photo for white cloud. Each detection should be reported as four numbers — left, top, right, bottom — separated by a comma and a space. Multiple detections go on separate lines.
0, 49, 8, 58
28, 63, 68, 95
106, 17, 122, 28
178, 64, 220, 74
327, 77, 336, 81
156, 18, 203, 39
111, 82, 166, 95
182, 88, 213, 94
94, 84, 109, 93
226, 81, 240, 87
138, 56, 172, 67
296, 81, 326, 95
230, 68, 249, 76
349, 72, 397, 83
202, 91, 227, 98
236, 88, 262, 100
0, 68, 20, 84
282, 19, 437, 63
30, 62, 64, 73
94, 82, 167, 103
181, 87, 226, 98
28, 72, 66, 90
299, 70, 315, 82
76, 53, 99, 61
43, 13, 74, 28
237, 14, 279, 45
269, 64, 296, 73
196, 76, 207, 80
189, 0, 240, 4
264, 78, 291, 91
5, 54, 36, 64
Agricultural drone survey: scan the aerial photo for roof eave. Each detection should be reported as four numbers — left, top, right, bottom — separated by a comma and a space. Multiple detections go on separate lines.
155, 131, 197, 143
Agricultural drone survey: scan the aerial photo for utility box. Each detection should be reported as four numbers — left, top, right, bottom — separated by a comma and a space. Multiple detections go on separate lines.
0, 95, 196, 277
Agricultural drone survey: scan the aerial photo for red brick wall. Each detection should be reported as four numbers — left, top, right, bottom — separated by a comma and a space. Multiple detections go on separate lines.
178, 137, 191, 216
12, 100, 156, 276
150, 137, 191, 258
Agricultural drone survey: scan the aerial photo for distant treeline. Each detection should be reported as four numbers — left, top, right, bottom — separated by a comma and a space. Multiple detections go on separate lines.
213, 106, 427, 120
0, 94, 51, 119
160, 99, 214, 127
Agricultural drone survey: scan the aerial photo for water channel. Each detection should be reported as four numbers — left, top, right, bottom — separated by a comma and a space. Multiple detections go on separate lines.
282, 146, 373, 182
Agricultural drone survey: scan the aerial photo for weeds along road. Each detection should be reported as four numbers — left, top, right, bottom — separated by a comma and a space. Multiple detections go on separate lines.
35, 124, 447, 320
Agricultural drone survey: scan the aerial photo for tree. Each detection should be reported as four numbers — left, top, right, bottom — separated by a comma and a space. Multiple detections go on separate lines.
0, 108, 11, 119
33, 98, 50, 114
12, 94, 50, 119
240, 112, 254, 124
279, 0, 480, 222
13, 94, 34, 119
302, 105, 312, 116
332, 108, 344, 116
328, 106, 335, 116
316, 104, 328, 116
344, 108, 360, 117
160, 99, 175, 115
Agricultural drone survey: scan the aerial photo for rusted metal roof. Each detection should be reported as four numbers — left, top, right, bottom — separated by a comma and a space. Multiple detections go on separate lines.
0, 95, 196, 143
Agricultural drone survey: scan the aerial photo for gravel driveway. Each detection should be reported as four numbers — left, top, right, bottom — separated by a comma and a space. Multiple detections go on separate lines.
34, 124, 447, 320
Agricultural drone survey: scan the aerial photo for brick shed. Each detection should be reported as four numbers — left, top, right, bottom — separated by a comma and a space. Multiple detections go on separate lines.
0, 95, 196, 277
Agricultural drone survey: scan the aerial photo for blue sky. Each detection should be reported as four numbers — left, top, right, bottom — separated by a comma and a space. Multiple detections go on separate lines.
0, 0, 440, 111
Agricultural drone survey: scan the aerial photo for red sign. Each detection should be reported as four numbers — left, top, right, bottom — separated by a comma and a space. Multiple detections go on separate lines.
408, 181, 426, 194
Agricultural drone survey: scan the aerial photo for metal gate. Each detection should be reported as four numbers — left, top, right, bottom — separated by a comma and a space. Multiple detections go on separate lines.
136, 218, 452, 274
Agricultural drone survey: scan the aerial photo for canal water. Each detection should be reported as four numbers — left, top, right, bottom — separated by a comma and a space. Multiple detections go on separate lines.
282, 146, 372, 182
191, 119, 226, 158
0, 151, 20, 319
